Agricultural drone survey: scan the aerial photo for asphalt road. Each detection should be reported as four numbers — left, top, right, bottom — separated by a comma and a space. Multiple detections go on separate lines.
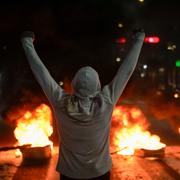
0, 146, 180, 180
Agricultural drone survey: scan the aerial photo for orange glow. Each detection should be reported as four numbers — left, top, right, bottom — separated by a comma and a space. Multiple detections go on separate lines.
112, 106, 166, 155
14, 104, 53, 149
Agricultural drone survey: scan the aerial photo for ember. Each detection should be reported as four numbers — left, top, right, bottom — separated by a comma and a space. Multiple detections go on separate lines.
111, 106, 166, 155
14, 104, 53, 150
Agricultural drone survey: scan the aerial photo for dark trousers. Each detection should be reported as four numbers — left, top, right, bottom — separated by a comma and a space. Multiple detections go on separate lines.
60, 171, 110, 180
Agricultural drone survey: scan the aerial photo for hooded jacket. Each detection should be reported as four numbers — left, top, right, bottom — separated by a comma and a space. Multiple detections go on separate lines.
21, 32, 145, 179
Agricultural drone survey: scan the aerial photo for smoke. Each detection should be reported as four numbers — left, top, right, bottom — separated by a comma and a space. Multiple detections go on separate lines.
4, 89, 47, 125
148, 97, 180, 134
0, 68, 12, 115
117, 78, 180, 145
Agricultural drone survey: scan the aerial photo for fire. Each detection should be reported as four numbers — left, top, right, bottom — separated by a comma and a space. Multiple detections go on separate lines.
14, 104, 53, 149
111, 106, 166, 155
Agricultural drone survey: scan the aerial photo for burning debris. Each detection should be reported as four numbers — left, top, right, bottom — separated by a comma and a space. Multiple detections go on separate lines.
3, 101, 167, 160
13, 104, 53, 160
10, 103, 166, 159
20, 145, 52, 164
135, 147, 165, 158
111, 105, 166, 156
0, 102, 180, 179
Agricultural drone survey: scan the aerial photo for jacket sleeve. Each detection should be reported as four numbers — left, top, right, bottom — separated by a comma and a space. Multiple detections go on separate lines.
102, 32, 145, 105
21, 37, 63, 105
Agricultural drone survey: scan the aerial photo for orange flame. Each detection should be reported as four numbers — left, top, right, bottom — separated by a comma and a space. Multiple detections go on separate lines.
112, 106, 166, 155
14, 104, 53, 148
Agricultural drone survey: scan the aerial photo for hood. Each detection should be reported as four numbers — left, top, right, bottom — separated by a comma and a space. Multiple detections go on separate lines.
72, 66, 101, 98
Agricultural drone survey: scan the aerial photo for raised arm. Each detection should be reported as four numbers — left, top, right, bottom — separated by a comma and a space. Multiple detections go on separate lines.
102, 31, 145, 105
21, 31, 63, 104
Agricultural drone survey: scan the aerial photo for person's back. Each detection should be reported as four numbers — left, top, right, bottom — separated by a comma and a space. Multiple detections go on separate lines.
21, 30, 145, 180
55, 66, 113, 178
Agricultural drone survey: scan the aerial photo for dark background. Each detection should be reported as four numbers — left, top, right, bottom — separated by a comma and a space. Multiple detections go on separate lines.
0, 0, 180, 121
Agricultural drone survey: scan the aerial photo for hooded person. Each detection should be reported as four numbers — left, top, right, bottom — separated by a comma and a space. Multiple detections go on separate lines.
21, 30, 145, 180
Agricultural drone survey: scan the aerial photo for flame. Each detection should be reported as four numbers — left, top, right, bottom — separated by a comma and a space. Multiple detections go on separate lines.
112, 106, 166, 155
14, 104, 53, 148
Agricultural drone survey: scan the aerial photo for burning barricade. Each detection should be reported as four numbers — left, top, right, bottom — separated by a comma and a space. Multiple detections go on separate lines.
111, 105, 166, 157
13, 104, 53, 161
3, 102, 166, 161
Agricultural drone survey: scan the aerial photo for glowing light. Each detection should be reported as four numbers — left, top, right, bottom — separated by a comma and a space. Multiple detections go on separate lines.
140, 73, 145, 78
138, 0, 144, 2
159, 67, 165, 72
167, 44, 176, 51
174, 93, 179, 98
116, 37, 127, 44
175, 60, 180, 68
112, 106, 166, 155
144, 37, 160, 44
116, 57, 121, 62
156, 91, 163, 96
14, 104, 53, 149
143, 64, 148, 69
118, 23, 123, 28
59, 81, 64, 86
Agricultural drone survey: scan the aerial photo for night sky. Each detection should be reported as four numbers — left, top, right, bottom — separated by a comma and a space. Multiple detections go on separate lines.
0, 0, 180, 114
1, 1, 179, 68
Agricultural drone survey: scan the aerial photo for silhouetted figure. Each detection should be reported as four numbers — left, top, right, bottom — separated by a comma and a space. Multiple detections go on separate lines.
21, 30, 145, 180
